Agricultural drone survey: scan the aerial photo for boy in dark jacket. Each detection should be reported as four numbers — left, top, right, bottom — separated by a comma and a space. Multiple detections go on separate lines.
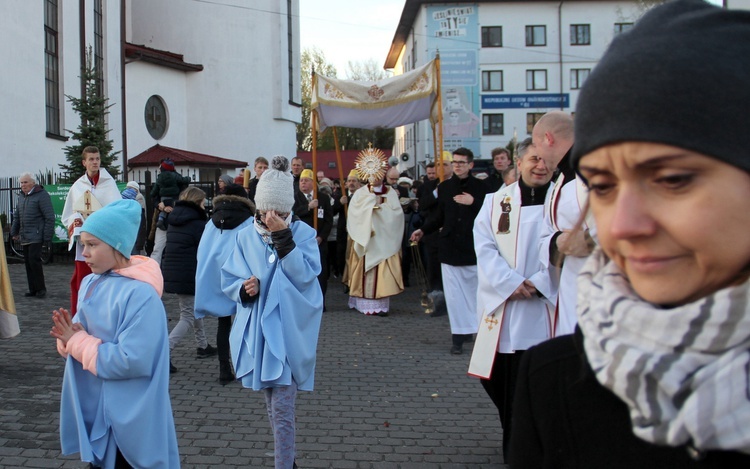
151, 158, 191, 230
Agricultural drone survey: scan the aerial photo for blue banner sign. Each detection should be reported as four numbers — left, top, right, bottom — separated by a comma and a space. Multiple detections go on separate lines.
439, 50, 477, 86
481, 93, 570, 109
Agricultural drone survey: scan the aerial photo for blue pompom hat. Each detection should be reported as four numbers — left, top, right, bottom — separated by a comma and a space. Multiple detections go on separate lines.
81, 199, 141, 259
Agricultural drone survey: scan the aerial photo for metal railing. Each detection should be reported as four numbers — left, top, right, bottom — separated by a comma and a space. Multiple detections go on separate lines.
1, 170, 219, 260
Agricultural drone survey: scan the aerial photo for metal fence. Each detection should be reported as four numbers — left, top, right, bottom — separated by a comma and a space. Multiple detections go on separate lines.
1, 169, 218, 260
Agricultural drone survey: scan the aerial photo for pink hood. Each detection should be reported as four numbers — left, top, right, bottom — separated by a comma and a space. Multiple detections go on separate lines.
114, 255, 164, 297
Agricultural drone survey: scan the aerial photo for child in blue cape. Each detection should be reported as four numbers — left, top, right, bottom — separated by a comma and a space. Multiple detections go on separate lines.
194, 183, 255, 385
50, 199, 180, 469
221, 156, 323, 469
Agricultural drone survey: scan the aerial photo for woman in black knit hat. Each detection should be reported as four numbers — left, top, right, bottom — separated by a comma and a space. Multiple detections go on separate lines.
510, 1, 750, 467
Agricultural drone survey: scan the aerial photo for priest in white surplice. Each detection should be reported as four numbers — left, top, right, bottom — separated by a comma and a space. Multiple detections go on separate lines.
469, 138, 558, 460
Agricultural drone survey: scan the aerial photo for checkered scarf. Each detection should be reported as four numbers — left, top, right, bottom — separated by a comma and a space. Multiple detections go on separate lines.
578, 249, 750, 454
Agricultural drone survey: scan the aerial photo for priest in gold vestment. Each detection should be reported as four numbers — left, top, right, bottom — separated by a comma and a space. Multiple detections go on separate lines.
345, 160, 404, 316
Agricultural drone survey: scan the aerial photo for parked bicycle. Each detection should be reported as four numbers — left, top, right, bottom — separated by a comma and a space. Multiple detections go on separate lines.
8, 238, 53, 264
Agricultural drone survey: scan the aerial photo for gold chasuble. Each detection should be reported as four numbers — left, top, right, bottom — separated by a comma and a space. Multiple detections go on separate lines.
346, 184, 404, 299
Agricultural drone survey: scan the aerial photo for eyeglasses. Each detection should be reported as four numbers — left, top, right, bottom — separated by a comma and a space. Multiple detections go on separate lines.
451, 160, 469, 166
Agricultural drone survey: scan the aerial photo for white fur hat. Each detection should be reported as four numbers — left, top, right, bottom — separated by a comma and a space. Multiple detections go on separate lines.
254, 155, 295, 214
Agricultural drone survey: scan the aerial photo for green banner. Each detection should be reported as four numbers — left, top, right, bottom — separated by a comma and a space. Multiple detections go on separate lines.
45, 183, 127, 243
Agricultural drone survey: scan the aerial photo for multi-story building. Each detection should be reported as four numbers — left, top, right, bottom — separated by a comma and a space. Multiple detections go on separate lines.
0, 0, 301, 181
385, 0, 643, 174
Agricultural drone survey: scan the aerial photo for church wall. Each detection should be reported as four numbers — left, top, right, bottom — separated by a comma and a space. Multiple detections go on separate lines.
0, 0, 124, 179
1, 0, 299, 182
125, 62, 189, 157
129, 0, 300, 168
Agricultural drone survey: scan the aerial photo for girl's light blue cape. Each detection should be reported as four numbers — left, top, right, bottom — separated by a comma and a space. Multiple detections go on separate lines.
194, 217, 254, 318
60, 272, 179, 468
221, 220, 323, 391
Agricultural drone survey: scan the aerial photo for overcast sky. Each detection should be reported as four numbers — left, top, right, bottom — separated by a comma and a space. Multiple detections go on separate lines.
299, 0, 726, 76
299, 0, 405, 77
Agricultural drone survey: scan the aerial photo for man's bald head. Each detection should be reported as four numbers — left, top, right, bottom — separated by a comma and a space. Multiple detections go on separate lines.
532, 111, 574, 170
386, 167, 400, 186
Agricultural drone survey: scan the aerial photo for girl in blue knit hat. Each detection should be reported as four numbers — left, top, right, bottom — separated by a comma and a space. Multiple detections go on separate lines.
50, 199, 180, 468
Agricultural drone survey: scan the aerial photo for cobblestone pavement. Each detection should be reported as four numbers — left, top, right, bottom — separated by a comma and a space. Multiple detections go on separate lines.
1, 258, 508, 468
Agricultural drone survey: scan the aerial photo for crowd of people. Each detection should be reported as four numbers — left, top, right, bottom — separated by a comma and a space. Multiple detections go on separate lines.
1, 1, 747, 467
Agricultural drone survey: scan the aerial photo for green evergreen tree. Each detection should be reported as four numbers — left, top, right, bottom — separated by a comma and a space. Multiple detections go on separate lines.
59, 46, 120, 182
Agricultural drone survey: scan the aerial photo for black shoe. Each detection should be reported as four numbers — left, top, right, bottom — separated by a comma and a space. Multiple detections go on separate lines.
36, 290, 47, 299
451, 334, 465, 354
24, 292, 36, 297
196, 344, 218, 358
169, 361, 177, 374
219, 360, 235, 386
376, 311, 389, 317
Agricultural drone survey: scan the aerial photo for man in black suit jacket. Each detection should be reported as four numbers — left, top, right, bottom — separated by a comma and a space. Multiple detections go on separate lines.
416, 159, 453, 294
411, 148, 489, 354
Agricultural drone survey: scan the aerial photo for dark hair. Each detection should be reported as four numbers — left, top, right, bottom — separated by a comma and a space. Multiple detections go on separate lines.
491, 147, 510, 158
82, 146, 100, 158
254, 156, 269, 166
426, 162, 436, 169
453, 147, 474, 162
516, 137, 533, 159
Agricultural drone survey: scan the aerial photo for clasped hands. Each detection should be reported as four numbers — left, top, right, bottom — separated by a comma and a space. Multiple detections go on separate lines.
50, 308, 83, 346
509, 280, 537, 301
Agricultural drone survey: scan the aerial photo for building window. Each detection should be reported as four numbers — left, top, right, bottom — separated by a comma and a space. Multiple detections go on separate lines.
526, 69, 547, 91
44, 0, 61, 136
481, 26, 503, 47
482, 71, 503, 91
614, 22, 633, 35
483, 114, 504, 135
412, 40, 417, 70
570, 68, 590, 89
93, 0, 104, 97
527, 113, 545, 134
570, 24, 591, 45
525, 25, 546, 46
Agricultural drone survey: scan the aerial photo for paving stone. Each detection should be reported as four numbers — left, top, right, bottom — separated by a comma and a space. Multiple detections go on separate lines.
1, 261, 506, 467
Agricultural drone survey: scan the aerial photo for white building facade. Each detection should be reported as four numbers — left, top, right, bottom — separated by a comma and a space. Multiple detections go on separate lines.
0, 0, 301, 181
385, 0, 642, 172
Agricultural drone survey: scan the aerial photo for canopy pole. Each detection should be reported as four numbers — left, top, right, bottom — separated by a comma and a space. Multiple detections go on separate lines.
435, 52, 446, 182
332, 127, 347, 218
432, 125, 439, 179
311, 109, 319, 231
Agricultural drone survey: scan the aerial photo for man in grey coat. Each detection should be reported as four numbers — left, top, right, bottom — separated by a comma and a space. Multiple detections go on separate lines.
10, 172, 54, 298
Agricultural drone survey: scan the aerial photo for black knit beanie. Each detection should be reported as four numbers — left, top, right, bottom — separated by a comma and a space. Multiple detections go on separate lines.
572, 0, 750, 172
